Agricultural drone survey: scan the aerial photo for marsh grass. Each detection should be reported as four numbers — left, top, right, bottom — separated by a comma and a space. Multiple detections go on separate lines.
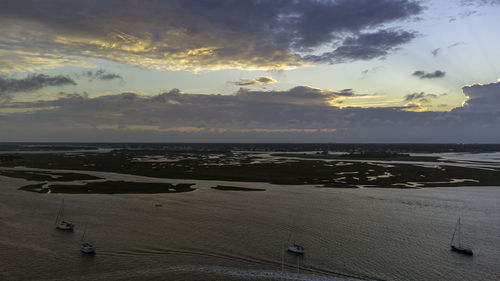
0, 170, 101, 181
211, 185, 265, 191
3, 150, 500, 189
19, 181, 195, 194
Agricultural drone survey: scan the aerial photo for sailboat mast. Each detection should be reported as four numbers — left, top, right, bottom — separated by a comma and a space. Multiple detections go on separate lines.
458, 217, 462, 247
54, 210, 60, 225
81, 222, 88, 242
55, 198, 63, 225
61, 198, 65, 221
281, 241, 284, 273
450, 226, 456, 246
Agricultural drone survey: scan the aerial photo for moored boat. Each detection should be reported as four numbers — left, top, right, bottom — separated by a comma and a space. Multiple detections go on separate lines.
450, 217, 473, 256
287, 244, 304, 255
451, 245, 473, 256
80, 242, 95, 254
55, 198, 74, 231
56, 220, 74, 231
80, 222, 95, 254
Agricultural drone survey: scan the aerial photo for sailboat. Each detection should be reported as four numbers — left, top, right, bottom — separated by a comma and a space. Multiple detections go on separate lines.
450, 217, 473, 256
285, 225, 304, 255
55, 198, 74, 231
281, 240, 303, 275
287, 244, 305, 255
80, 222, 95, 254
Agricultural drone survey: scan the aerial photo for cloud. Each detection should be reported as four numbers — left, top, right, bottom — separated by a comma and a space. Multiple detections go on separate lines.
361, 66, 385, 78
432, 42, 465, 57
460, 10, 478, 17
2, 80, 500, 142
233, 86, 355, 106
431, 48, 441, 57
305, 29, 417, 63
461, 0, 500, 6
0, 50, 92, 74
232, 76, 277, 86
0, 0, 422, 72
80, 69, 123, 81
0, 86, 359, 136
0, 74, 76, 101
404, 92, 438, 103
412, 70, 446, 79
57, 92, 89, 99
459, 80, 500, 112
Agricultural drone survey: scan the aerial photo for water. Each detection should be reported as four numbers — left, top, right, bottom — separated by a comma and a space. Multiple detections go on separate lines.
1, 170, 500, 280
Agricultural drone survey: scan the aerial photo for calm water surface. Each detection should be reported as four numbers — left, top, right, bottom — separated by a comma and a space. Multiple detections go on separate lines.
1, 170, 499, 280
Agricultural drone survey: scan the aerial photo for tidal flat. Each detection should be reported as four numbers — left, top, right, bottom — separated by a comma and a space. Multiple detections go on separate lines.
1, 149, 500, 189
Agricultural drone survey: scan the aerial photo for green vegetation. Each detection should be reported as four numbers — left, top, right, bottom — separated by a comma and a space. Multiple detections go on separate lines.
212, 185, 265, 191
19, 181, 195, 194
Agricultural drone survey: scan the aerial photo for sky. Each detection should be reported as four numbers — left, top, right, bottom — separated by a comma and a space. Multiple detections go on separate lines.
1, 0, 500, 143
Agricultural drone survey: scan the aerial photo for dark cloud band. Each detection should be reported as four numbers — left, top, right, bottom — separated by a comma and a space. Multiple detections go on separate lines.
0, 0, 423, 72
2, 80, 500, 142
306, 29, 417, 64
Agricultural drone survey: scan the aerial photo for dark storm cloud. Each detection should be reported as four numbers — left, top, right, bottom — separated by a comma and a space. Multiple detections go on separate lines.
404, 92, 438, 103
0, 0, 423, 72
0, 74, 76, 100
305, 29, 417, 63
80, 69, 123, 81
412, 70, 446, 79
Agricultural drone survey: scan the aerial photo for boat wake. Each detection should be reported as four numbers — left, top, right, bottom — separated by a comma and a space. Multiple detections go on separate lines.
98, 247, 367, 280
163, 264, 363, 280
41, 264, 363, 281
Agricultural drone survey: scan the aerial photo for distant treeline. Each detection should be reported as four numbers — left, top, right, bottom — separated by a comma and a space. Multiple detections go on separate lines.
1, 142, 500, 153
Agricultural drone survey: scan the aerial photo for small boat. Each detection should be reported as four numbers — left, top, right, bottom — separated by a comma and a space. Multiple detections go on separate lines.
287, 244, 304, 255
155, 202, 162, 207
80, 242, 95, 254
80, 222, 95, 254
450, 217, 473, 256
55, 198, 74, 231
57, 220, 74, 231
